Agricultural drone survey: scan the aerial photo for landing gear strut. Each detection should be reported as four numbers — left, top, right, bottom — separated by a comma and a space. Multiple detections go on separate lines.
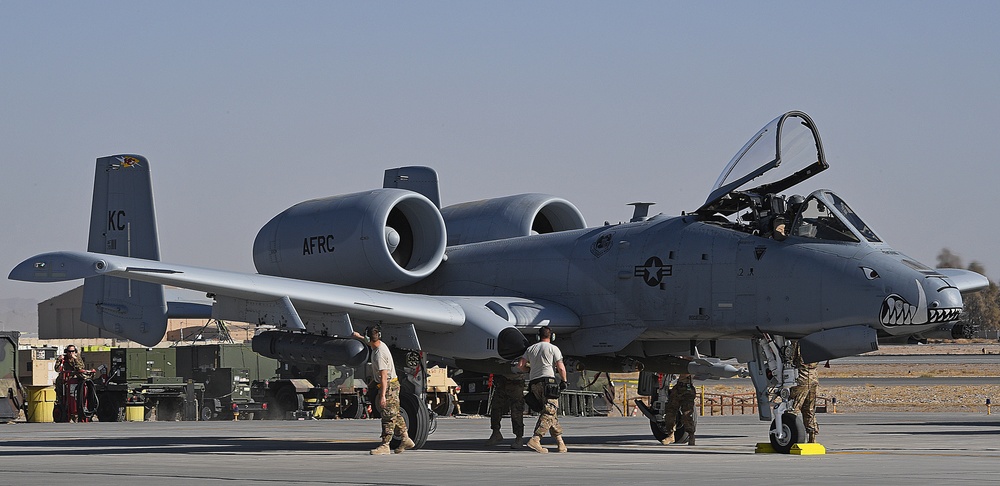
749, 333, 802, 453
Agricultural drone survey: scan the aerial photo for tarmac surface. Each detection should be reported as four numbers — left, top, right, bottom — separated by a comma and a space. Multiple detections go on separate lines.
834, 354, 1000, 364
2, 412, 999, 485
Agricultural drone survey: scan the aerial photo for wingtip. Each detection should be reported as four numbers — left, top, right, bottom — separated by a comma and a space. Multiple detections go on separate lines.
8, 251, 108, 282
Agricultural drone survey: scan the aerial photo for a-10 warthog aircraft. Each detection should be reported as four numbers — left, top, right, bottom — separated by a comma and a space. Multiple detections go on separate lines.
11, 111, 988, 452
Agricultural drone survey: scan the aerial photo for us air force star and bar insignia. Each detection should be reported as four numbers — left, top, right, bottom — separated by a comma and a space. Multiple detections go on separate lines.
635, 256, 672, 289
591, 232, 614, 257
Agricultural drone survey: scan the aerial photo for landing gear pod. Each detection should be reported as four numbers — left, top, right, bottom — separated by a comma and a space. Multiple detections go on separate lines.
252, 331, 369, 367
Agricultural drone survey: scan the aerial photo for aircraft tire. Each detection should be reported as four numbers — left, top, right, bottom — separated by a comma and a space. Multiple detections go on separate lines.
769, 412, 805, 453
648, 410, 695, 443
390, 392, 430, 450
649, 419, 669, 442
674, 409, 697, 444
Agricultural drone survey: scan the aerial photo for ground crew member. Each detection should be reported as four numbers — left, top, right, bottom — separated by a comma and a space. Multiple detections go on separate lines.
54, 345, 91, 422
354, 326, 415, 455
517, 326, 568, 453
485, 373, 526, 449
659, 373, 697, 445
54, 345, 86, 378
789, 340, 819, 443
450, 386, 462, 416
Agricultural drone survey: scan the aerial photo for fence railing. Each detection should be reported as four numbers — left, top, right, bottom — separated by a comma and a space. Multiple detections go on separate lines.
612, 381, 830, 417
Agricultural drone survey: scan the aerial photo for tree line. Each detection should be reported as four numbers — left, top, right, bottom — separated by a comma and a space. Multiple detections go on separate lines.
937, 248, 1000, 332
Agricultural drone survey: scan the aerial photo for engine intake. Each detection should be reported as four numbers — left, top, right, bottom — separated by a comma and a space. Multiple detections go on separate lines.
441, 193, 586, 245
253, 189, 446, 290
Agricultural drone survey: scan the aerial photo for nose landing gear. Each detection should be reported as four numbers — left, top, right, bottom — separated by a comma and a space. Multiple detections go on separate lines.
749, 333, 804, 454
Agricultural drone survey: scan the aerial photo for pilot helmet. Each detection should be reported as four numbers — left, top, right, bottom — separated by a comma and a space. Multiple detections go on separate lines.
786, 194, 805, 214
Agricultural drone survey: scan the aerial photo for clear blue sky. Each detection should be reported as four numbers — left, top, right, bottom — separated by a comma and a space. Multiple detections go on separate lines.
3, 1, 999, 303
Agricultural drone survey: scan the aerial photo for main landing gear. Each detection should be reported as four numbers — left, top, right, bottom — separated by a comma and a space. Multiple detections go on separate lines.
634, 371, 695, 445
367, 347, 433, 450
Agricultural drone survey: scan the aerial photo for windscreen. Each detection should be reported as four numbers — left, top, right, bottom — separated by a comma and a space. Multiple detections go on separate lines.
826, 191, 881, 243
791, 195, 860, 243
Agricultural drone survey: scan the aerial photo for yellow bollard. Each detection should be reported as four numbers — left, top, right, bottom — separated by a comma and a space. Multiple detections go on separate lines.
987, 398, 992, 415
125, 403, 145, 422
699, 385, 705, 416
26, 386, 56, 423
623, 384, 628, 417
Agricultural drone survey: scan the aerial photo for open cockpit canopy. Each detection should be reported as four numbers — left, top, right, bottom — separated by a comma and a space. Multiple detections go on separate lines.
697, 111, 827, 216
695, 112, 884, 245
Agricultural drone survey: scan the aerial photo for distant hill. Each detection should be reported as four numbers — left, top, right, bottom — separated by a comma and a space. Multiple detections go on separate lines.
0, 298, 37, 334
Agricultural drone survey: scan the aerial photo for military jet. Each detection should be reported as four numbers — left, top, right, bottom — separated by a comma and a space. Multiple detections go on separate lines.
10, 111, 988, 452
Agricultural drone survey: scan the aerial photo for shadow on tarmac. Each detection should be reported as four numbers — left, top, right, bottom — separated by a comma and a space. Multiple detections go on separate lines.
0, 432, 733, 457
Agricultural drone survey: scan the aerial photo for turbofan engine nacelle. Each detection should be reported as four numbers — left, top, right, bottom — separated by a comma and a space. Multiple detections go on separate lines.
441, 193, 586, 245
253, 189, 447, 290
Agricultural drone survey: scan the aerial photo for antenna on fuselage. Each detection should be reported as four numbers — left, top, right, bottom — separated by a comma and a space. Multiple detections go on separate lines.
628, 202, 656, 222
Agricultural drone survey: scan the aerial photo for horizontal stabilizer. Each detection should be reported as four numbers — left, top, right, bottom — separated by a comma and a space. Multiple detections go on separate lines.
81, 275, 167, 347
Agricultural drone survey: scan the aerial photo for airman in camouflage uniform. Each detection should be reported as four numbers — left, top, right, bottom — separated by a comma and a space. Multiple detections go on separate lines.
789, 340, 819, 443
517, 326, 568, 453
486, 373, 526, 448
659, 373, 697, 445
354, 326, 415, 455
379, 380, 408, 447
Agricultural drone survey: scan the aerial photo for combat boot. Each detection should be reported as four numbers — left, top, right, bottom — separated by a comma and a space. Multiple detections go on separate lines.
687, 434, 696, 446
510, 436, 523, 449
394, 436, 415, 454
807, 432, 817, 444
370, 443, 391, 455
527, 435, 548, 453
660, 433, 674, 446
555, 436, 568, 453
485, 430, 503, 446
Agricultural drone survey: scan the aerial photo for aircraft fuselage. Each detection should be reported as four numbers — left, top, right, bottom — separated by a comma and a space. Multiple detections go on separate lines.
412, 212, 960, 348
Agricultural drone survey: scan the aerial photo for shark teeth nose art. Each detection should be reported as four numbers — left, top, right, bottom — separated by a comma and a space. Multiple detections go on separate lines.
880, 280, 962, 326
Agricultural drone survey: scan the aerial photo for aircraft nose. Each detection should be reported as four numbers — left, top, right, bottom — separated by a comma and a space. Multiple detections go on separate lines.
925, 280, 964, 323
879, 275, 964, 327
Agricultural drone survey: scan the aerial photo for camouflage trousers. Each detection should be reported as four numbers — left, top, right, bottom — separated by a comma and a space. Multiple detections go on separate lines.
790, 383, 819, 435
378, 380, 408, 444
662, 388, 696, 434
490, 377, 525, 437
529, 381, 562, 438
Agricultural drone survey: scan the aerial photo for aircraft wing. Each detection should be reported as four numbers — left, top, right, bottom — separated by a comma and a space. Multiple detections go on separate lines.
936, 268, 991, 294
12, 250, 466, 328
11, 251, 576, 359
